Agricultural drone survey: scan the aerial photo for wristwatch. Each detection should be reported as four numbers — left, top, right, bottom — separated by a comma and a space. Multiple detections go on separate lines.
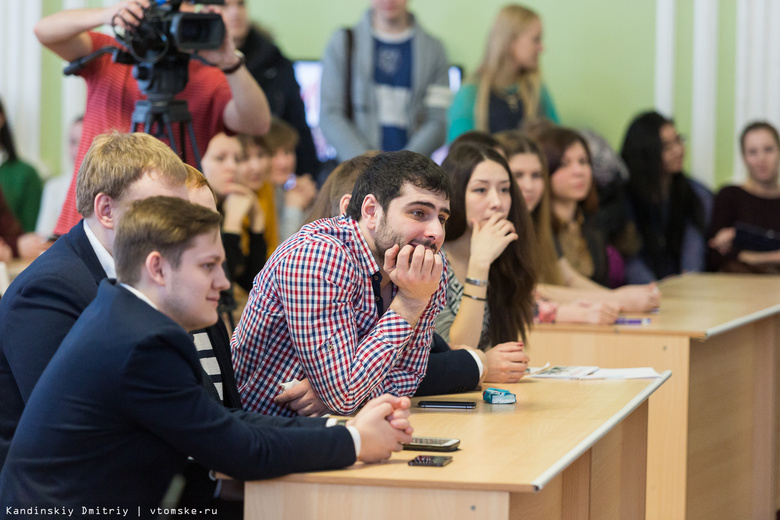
221, 50, 245, 74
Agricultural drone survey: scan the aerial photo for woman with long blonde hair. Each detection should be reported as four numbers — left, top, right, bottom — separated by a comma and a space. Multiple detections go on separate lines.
448, 4, 558, 142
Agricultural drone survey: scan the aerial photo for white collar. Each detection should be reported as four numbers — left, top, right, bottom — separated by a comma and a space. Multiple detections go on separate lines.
372, 26, 414, 43
83, 219, 116, 279
120, 283, 159, 310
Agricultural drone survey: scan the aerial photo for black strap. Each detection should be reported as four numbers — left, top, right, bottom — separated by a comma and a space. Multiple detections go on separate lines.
344, 27, 354, 121
371, 272, 383, 319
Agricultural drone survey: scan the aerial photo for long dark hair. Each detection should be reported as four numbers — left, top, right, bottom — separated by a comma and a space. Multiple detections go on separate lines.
441, 143, 536, 345
0, 98, 18, 162
535, 126, 599, 232
620, 111, 705, 276
495, 130, 563, 285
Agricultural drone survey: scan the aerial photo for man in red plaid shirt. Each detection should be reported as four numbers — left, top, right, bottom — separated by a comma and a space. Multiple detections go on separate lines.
232, 151, 451, 416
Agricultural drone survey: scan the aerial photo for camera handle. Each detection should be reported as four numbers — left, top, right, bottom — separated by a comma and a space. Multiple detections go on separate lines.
63, 45, 127, 76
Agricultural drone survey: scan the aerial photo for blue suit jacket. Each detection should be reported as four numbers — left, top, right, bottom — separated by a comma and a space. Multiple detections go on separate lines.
414, 333, 480, 396
0, 221, 105, 467
0, 281, 355, 511
0, 221, 244, 472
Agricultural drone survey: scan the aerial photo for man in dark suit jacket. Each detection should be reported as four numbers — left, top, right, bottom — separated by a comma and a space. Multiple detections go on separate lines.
0, 132, 191, 467
0, 197, 413, 512
414, 332, 481, 396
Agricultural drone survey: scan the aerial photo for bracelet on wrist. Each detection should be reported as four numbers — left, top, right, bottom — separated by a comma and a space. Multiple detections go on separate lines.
462, 292, 487, 302
465, 277, 489, 287
221, 50, 245, 74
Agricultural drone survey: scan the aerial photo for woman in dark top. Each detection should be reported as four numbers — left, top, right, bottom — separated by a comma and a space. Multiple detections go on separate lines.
0, 97, 43, 232
0, 188, 23, 262
620, 111, 712, 280
708, 121, 780, 272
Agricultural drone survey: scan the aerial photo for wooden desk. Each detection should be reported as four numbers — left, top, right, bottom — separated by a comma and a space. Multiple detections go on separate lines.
245, 376, 668, 520
6, 259, 31, 280
527, 273, 780, 520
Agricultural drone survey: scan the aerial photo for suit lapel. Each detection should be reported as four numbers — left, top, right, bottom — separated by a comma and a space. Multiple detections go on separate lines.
67, 220, 108, 284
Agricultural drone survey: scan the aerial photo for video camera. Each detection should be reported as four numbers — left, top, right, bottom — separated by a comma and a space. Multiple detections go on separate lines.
63, 0, 228, 168
118, 0, 226, 63
112, 0, 226, 99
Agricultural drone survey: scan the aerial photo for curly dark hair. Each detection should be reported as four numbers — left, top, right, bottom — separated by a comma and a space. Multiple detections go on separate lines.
345, 151, 451, 221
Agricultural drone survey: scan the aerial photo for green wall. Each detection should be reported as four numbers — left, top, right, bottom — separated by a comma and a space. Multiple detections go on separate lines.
253, 0, 657, 149
38, 0, 107, 175
715, 1, 737, 190
39, 0, 67, 175
38, 0, 740, 187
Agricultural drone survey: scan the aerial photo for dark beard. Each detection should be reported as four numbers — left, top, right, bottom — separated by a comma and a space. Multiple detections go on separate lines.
374, 216, 438, 264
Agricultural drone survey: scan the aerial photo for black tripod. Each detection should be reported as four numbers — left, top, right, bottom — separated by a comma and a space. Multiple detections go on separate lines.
128, 48, 205, 169
65, 45, 204, 171
131, 91, 238, 327
130, 95, 202, 171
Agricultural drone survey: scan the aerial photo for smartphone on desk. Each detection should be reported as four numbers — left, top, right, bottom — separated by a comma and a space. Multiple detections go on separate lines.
417, 400, 476, 409
402, 437, 460, 452
408, 455, 453, 467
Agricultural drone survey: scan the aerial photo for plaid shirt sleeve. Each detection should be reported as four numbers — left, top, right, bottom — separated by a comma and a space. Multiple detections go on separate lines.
378, 257, 448, 396
274, 240, 446, 415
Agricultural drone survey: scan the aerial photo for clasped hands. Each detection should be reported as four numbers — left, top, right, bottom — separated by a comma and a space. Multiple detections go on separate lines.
275, 381, 413, 463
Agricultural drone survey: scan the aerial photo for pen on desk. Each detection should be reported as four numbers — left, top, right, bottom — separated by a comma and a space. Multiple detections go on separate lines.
615, 317, 651, 326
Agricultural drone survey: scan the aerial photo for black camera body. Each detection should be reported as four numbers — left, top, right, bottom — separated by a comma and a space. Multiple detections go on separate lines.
61, 1, 228, 167
126, 0, 225, 59
115, 0, 225, 98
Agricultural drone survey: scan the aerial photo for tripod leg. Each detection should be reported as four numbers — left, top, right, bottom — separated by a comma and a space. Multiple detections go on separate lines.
178, 124, 188, 166
186, 122, 202, 172
164, 120, 179, 156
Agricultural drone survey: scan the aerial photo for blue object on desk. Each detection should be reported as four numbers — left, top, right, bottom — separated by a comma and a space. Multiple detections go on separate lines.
483, 387, 517, 404
615, 317, 651, 326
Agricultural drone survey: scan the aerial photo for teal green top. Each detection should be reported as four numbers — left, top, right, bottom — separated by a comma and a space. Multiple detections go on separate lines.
0, 159, 43, 232
447, 83, 560, 142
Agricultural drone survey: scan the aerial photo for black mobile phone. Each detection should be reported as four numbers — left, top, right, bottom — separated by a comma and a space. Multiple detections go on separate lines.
417, 400, 476, 409
408, 455, 453, 467
402, 437, 460, 452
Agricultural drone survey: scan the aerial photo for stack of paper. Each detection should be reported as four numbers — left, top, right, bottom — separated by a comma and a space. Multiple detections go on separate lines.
529, 365, 661, 380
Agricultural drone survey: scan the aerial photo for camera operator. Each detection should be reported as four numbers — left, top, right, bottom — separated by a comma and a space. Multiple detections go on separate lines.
34, 0, 272, 236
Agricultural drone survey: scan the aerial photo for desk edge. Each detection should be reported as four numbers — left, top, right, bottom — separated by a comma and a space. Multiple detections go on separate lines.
704, 303, 780, 338
529, 371, 672, 491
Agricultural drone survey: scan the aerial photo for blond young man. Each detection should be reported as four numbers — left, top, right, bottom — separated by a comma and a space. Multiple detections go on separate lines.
0, 132, 189, 467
